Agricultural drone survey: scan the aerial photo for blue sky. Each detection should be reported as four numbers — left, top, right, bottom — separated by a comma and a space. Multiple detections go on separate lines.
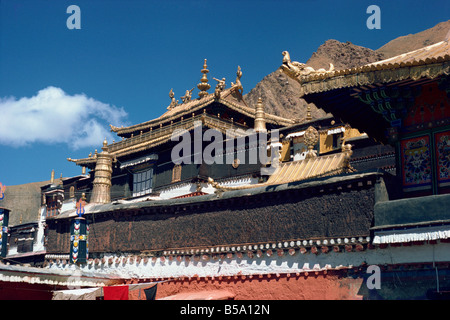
0, 0, 449, 186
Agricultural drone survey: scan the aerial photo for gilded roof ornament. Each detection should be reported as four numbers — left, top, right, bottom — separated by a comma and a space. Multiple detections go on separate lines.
181, 88, 194, 103
213, 77, 226, 99
0, 182, 5, 201
231, 66, 243, 94
197, 59, 211, 98
280, 51, 334, 80
167, 88, 179, 110
304, 126, 319, 159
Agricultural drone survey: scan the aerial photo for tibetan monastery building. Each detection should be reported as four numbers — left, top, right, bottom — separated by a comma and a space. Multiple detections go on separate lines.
4, 44, 449, 299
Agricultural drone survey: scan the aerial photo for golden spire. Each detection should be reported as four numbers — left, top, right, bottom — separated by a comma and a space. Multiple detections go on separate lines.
197, 59, 211, 98
254, 97, 266, 132
50, 169, 55, 184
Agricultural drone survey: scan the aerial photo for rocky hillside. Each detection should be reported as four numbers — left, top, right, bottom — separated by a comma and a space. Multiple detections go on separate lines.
244, 20, 450, 123
243, 69, 328, 122
306, 40, 385, 71
377, 20, 450, 58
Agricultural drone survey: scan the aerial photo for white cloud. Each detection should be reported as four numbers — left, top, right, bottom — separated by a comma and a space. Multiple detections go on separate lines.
0, 86, 128, 149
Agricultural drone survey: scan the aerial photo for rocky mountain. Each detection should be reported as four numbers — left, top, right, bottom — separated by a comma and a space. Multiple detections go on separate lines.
377, 20, 450, 58
306, 39, 386, 71
243, 69, 328, 122
244, 20, 450, 123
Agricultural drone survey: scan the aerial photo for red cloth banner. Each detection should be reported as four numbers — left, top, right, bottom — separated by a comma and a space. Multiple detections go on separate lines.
103, 285, 129, 300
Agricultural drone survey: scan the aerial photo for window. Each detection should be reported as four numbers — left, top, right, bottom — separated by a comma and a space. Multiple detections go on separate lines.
332, 133, 342, 149
46, 196, 59, 217
133, 168, 153, 197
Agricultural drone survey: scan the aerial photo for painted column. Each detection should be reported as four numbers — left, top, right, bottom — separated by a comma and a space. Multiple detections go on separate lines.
70, 194, 89, 264
70, 217, 89, 264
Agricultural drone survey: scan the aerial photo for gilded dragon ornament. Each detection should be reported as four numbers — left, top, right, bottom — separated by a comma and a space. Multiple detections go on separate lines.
280, 51, 334, 80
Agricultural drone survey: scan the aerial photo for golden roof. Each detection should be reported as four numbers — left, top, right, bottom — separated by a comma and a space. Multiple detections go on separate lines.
111, 87, 294, 136
72, 61, 295, 169
68, 112, 256, 167
265, 149, 353, 185
209, 144, 354, 191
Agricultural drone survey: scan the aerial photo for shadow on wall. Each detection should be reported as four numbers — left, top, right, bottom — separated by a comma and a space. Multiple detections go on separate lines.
356, 267, 450, 300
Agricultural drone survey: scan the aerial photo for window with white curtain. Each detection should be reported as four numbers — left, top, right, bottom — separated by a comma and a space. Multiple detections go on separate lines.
133, 167, 153, 197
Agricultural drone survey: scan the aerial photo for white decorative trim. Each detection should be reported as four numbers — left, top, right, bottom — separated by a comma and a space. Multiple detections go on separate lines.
120, 154, 158, 169
286, 131, 305, 139
45, 242, 450, 280
373, 225, 450, 244
327, 127, 345, 135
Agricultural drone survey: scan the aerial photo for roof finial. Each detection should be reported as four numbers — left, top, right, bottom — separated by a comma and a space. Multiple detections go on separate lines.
102, 138, 109, 152
197, 59, 211, 98
254, 97, 266, 132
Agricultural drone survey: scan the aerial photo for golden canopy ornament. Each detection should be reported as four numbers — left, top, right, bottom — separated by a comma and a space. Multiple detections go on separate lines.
303, 126, 319, 159
197, 59, 211, 98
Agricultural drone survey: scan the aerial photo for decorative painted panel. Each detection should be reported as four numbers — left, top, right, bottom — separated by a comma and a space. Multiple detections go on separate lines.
70, 217, 89, 264
403, 82, 450, 128
435, 131, 450, 188
401, 135, 432, 192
